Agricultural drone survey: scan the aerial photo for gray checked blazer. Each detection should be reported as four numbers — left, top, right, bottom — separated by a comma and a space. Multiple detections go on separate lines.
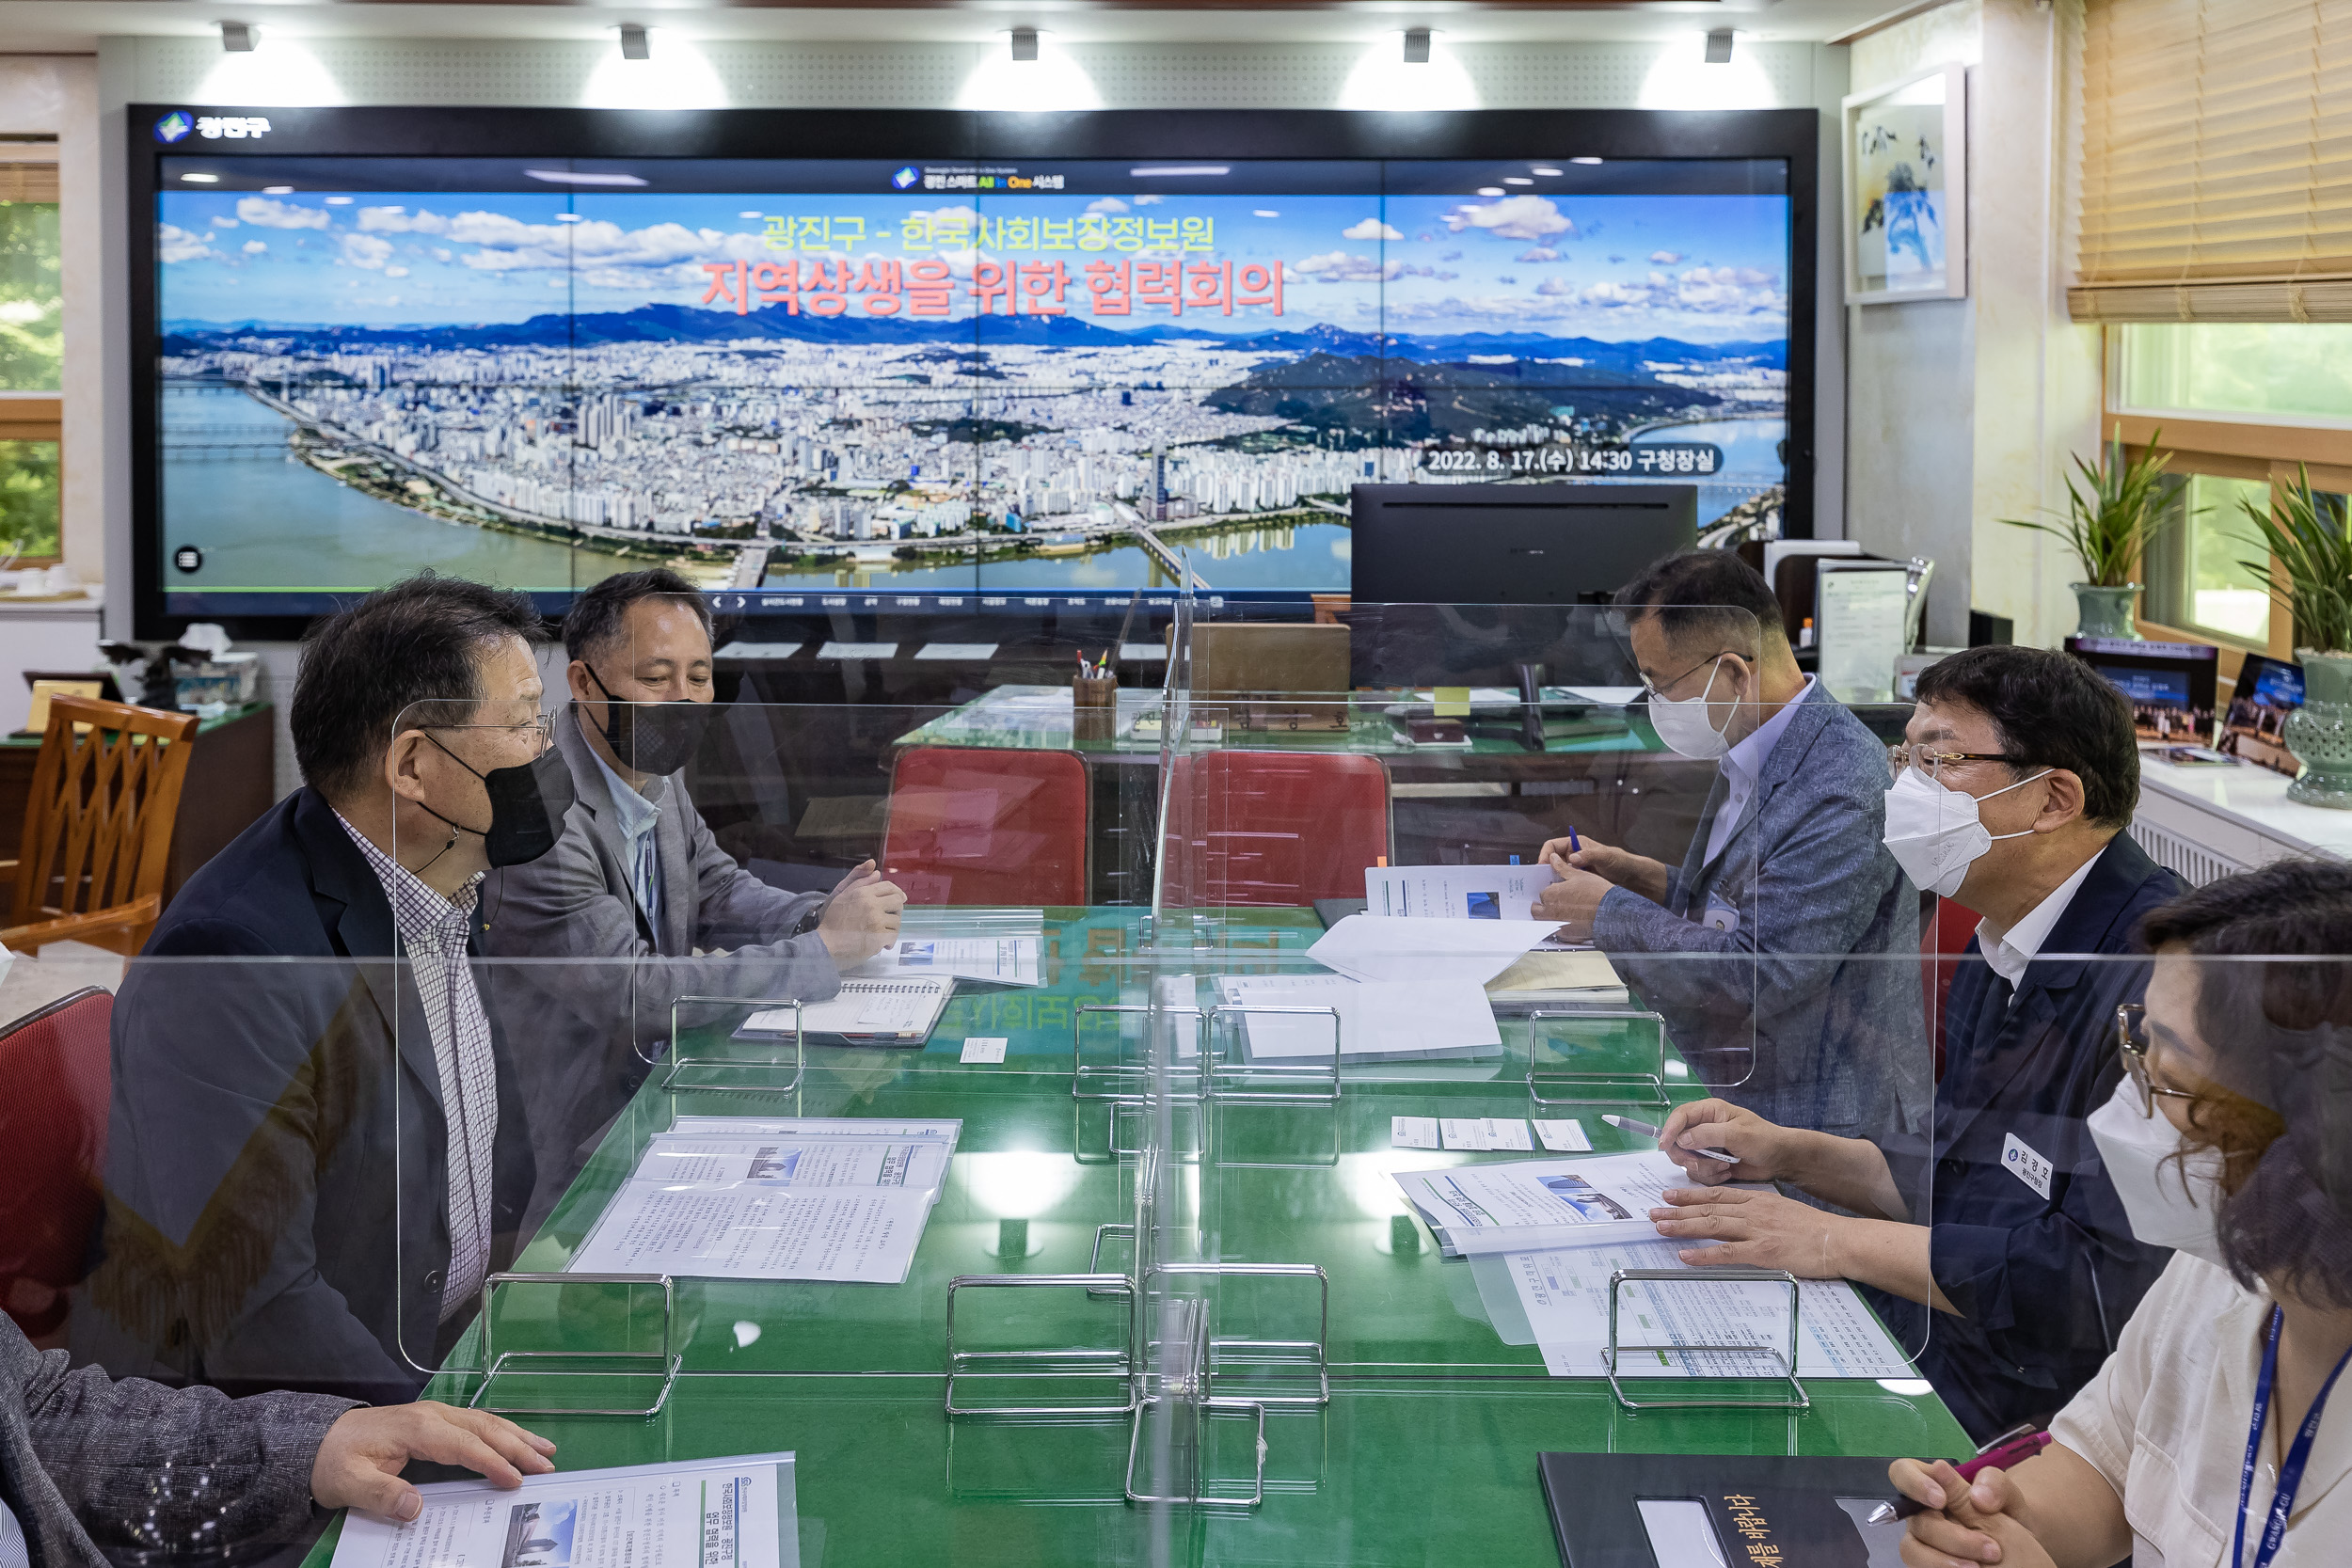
1592, 682, 1925, 1143
483, 706, 843, 1200
1, 1310, 350, 1568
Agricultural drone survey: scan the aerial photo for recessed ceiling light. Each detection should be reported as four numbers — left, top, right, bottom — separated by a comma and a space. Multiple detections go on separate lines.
1571, 157, 1604, 166
1531, 166, 1564, 177
1010, 26, 1039, 62
324, 196, 353, 205
219, 21, 254, 53
1476, 186, 1504, 197
262, 184, 294, 195
619, 24, 650, 60
180, 172, 219, 183
1503, 177, 1534, 186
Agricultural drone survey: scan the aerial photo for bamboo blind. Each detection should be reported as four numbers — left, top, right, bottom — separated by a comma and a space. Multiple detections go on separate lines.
2074, 0, 2352, 322
0, 163, 60, 204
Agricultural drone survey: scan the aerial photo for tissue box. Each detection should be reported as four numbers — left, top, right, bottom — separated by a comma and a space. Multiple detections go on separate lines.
169, 651, 260, 710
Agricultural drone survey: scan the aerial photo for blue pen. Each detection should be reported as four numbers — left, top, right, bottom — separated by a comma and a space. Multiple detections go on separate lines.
1567, 825, 1582, 854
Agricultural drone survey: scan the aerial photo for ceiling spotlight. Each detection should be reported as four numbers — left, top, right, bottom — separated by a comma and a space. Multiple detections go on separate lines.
1706, 29, 1736, 64
1010, 27, 1039, 62
619, 24, 650, 60
180, 172, 220, 183
1571, 156, 1604, 166
1476, 186, 1504, 197
262, 183, 294, 194
1532, 166, 1564, 177
219, 21, 255, 52
1502, 177, 1534, 186
1403, 28, 1432, 65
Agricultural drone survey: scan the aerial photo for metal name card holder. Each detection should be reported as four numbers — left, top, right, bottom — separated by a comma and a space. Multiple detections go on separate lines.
943, 1255, 1330, 1509
1201, 1003, 1343, 1170
656, 993, 805, 1097
1601, 1265, 1808, 1413
1526, 1006, 1674, 1113
1073, 999, 1205, 1164
465, 1271, 684, 1419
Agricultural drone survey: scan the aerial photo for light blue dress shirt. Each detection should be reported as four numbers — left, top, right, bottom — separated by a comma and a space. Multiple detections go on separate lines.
589, 742, 666, 941
1703, 674, 1817, 866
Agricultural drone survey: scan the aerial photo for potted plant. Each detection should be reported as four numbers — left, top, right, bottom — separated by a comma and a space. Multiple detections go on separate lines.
2240, 466, 2352, 807
2000, 429, 2176, 640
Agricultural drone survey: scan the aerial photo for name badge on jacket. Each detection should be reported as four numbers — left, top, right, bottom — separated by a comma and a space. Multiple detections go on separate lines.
2002, 1132, 2055, 1199
1701, 891, 1741, 934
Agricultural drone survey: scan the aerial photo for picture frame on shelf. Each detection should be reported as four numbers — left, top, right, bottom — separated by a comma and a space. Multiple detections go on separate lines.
1843, 62, 1968, 304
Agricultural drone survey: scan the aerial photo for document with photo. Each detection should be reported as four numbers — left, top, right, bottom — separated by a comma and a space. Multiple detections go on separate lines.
568, 1181, 937, 1283
1392, 1151, 1693, 1256
633, 1134, 952, 1195
1213, 972, 1502, 1064
1364, 863, 1558, 922
331, 1454, 798, 1568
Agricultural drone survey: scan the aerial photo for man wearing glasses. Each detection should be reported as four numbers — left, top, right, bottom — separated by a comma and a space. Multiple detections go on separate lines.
84, 575, 569, 1404
1531, 548, 1920, 1141
1643, 644, 2181, 1441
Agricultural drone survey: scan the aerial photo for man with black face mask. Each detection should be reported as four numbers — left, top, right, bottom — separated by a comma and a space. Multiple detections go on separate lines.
82, 575, 562, 1404
485, 570, 904, 1202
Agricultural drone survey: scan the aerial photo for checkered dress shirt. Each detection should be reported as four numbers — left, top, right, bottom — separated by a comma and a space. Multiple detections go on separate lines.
338, 815, 500, 1323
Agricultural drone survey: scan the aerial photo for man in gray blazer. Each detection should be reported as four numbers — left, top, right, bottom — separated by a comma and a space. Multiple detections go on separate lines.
2, 1309, 551, 1567
485, 570, 905, 1195
1534, 550, 1922, 1146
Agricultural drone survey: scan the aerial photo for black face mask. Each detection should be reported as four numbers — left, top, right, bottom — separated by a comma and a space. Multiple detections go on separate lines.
421, 734, 577, 868
582, 665, 713, 778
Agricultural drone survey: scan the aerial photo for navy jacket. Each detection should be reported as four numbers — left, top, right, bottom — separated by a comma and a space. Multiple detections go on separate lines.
1878, 832, 2183, 1443
77, 788, 536, 1405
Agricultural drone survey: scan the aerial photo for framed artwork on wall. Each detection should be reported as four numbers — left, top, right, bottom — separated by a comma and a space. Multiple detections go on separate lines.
1843, 62, 1967, 304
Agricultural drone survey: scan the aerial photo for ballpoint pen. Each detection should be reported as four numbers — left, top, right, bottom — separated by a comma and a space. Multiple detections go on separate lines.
1600, 1113, 1740, 1165
1867, 1425, 2053, 1524
1567, 824, 1581, 854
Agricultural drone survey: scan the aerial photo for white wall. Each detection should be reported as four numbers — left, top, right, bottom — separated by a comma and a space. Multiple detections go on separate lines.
1845, 0, 2100, 648
81, 29, 1850, 799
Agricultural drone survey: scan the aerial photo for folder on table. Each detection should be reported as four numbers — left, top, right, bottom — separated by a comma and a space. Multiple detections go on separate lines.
1538, 1451, 1913, 1568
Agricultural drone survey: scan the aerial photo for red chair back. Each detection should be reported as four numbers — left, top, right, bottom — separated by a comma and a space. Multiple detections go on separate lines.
1162, 751, 1391, 908
0, 986, 113, 1338
1922, 896, 1983, 1080
882, 747, 1090, 906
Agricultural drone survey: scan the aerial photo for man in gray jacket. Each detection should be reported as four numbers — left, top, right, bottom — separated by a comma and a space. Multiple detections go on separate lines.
1534, 550, 1923, 1147
485, 570, 905, 1194
2, 1309, 551, 1567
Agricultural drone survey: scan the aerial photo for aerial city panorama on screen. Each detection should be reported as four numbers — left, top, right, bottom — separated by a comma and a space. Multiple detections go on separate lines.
155, 159, 1792, 605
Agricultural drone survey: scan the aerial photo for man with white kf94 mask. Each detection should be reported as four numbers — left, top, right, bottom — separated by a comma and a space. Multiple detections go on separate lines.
1647, 645, 2181, 1444
1531, 548, 1919, 1142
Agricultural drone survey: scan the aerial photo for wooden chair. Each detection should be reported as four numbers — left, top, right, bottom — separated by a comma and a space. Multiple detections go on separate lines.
0, 694, 199, 955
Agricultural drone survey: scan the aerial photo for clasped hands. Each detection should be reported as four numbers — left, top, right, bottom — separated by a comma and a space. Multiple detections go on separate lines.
1883, 1458, 2058, 1568
1528, 834, 1671, 940
818, 858, 907, 967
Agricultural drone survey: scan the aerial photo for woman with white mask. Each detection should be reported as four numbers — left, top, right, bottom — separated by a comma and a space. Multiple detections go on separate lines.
1888, 858, 2352, 1568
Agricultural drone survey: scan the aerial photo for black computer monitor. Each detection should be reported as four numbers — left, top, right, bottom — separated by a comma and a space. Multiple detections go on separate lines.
1348, 483, 1699, 606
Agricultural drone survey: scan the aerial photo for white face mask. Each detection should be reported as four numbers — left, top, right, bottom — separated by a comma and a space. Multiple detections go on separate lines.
1880, 764, 2051, 898
2087, 1077, 2228, 1267
1648, 658, 1738, 760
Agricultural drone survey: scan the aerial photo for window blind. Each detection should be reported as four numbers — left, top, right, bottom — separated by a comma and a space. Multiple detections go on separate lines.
2074, 0, 2352, 323
0, 164, 59, 204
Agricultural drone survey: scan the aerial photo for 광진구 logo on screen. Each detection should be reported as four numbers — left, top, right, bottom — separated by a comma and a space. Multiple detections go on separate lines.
891, 166, 920, 190
154, 110, 193, 143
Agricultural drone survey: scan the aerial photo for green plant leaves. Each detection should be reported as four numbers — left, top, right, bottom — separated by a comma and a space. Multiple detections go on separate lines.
1998, 429, 2177, 587
2238, 465, 2352, 655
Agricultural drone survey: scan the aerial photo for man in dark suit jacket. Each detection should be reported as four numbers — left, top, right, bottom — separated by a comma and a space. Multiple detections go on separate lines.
78, 576, 571, 1404
1645, 645, 2180, 1442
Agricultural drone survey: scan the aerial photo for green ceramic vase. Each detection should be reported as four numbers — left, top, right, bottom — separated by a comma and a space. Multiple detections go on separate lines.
2071, 582, 2144, 641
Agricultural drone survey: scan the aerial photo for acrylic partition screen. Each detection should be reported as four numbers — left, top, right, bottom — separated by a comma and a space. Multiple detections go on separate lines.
141, 126, 1797, 633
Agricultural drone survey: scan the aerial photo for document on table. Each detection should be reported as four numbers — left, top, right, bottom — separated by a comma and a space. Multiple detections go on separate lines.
631, 1134, 952, 1194
1308, 914, 1554, 988
1213, 972, 1502, 1063
1364, 863, 1559, 922
848, 934, 1041, 987
667, 1116, 962, 1152
1392, 1151, 1692, 1256
1494, 1239, 1913, 1379
568, 1180, 938, 1282
330, 1453, 799, 1568
739, 977, 954, 1041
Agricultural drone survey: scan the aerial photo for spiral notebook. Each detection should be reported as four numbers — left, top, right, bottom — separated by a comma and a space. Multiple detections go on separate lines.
738, 976, 955, 1046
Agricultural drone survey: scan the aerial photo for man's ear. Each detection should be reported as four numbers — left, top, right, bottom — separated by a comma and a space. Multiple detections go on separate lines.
386, 728, 434, 805
566, 659, 598, 705
2035, 768, 2090, 831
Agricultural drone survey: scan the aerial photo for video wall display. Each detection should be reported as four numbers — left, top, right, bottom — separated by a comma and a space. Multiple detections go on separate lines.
138, 112, 1806, 629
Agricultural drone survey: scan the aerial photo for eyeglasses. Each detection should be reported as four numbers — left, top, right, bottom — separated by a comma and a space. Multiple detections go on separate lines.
2116, 1003, 2202, 1117
1642, 650, 1740, 701
1890, 742, 2030, 782
427, 712, 554, 752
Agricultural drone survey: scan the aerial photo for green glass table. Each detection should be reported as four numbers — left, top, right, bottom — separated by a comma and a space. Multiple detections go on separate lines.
303, 908, 1969, 1568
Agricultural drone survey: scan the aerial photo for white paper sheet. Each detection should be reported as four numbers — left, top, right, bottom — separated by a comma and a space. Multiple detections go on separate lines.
1502, 1238, 1913, 1379
1560, 685, 1645, 707
914, 643, 999, 660
816, 641, 898, 660
741, 977, 953, 1039
960, 1036, 1009, 1064
632, 1135, 950, 1194
1363, 863, 1559, 922
569, 1181, 937, 1282
1213, 972, 1501, 1063
1391, 1117, 1440, 1149
1307, 913, 1553, 988
712, 641, 805, 661
1534, 1118, 1593, 1152
848, 935, 1041, 987
1392, 1150, 1690, 1255
666, 1116, 961, 1150
331, 1454, 796, 1568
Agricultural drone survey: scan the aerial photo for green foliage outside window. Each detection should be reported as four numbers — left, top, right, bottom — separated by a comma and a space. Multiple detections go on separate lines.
0, 199, 63, 392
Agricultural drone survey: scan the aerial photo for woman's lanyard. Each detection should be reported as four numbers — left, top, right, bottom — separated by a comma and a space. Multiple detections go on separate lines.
2234, 1306, 2352, 1568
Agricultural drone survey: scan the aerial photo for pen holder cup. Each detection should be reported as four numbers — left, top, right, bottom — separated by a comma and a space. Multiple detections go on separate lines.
1073, 674, 1118, 741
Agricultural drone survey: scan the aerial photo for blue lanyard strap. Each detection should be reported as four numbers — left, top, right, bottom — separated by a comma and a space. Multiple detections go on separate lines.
2234, 1306, 2352, 1568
